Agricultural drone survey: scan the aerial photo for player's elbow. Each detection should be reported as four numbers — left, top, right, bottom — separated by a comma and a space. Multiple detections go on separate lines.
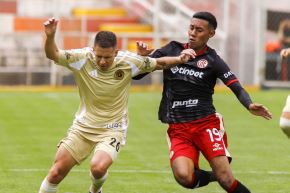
45, 51, 58, 63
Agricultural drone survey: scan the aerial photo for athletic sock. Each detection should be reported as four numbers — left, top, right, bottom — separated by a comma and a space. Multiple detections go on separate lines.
191, 169, 215, 189
228, 180, 251, 193
39, 177, 58, 193
89, 171, 108, 193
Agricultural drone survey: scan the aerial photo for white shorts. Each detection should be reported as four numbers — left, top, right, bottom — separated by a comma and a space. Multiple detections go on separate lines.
282, 94, 290, 112
280, 117, 290, 138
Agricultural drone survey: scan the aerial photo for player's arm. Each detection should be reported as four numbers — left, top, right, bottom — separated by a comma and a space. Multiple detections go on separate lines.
43, 17, 59, 63
154, 49, 195, 70
228, 82, 272, 120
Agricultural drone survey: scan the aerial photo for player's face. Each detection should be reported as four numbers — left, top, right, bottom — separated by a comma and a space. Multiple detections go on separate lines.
94, 45, 118, 71
187, 18, 215, 51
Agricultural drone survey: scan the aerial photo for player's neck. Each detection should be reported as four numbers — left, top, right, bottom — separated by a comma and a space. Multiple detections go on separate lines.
194, 45, 208, 56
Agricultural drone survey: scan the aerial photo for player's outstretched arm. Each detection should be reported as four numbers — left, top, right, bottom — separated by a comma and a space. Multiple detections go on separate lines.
154, 49, 196, 70
248, 103, 272, 120
280, 48, 290, 58
228, 82, 272, 120
43, 17, 59, 62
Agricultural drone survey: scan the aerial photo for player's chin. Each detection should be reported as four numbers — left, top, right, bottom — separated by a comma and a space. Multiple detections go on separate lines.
100, 66, 110, 71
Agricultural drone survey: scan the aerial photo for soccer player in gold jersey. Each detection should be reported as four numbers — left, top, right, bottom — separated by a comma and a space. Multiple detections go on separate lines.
39, 17, 195, 193
279, 48, 290, 138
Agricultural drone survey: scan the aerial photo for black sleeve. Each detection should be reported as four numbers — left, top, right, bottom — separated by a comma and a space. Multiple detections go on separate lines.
228, 81, 253, 109
214, 56, 238, 86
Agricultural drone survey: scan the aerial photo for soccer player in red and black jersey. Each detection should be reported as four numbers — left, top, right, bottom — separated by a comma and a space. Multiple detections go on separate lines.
134, 12, 272, 193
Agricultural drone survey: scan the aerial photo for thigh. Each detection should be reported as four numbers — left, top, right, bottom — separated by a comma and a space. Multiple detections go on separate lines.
171, 156, 195, 176
195, 114, 231, 162
58, 129, 96, 164
197, 127, 230, 161
94, 131, 125, 161
166, 133, 200, 168
47, 145, 78, 183
91, 150, 113, 173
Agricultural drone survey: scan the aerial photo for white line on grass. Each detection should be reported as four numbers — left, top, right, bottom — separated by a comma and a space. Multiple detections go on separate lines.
5, 169, 290, 175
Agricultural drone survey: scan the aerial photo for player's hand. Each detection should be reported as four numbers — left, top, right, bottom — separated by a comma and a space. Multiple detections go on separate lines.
280, 48, 290, 58
136, 41, 154, 56
43, 17, 58, 37
248, 103, 272, 120
179, 49, 196, 63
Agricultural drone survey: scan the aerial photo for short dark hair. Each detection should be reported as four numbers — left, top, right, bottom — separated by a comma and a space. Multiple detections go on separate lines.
192, 11, 217, 30
94, 31, 117, 48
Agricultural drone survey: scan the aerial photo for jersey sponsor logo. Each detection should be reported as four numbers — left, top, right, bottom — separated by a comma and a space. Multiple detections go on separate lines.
196, 59, 208, 68
170, 66, 204, 78
172, 99, 198, 108
114, 69, 124, 80
89, 70, 98, 78
106, 122, 122, 129
223, 71, 234, 78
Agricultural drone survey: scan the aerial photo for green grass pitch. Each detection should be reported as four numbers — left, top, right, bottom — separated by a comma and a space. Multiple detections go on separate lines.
0, 89, 289, 193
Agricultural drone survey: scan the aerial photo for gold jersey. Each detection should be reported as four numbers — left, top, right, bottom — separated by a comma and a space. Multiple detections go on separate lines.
57, 47, 156, 135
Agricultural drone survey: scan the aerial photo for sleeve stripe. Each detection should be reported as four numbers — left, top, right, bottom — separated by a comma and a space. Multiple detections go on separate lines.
125, 51, 143, 62
226, 79, 238, 86
68, 58, 87, 70
125, 60, 140, 77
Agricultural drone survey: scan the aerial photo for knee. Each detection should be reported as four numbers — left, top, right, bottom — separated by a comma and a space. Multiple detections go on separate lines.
173, 169, 193, 188
48, 164, 66, 184
90, 162, 108, 179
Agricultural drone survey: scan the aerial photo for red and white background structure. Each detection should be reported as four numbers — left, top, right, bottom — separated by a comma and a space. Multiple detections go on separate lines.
0, 0, 289, 88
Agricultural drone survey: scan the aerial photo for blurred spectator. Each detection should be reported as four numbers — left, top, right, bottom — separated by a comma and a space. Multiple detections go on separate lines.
280, 47, 290, 58
266, 19, 290, 53
265, 19, 290, 81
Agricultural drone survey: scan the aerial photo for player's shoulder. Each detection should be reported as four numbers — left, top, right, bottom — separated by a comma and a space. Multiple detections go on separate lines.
116, 50, 144, 61
63, 47, 94, 59
206, 46, 225, 64
115, 50, 145, 66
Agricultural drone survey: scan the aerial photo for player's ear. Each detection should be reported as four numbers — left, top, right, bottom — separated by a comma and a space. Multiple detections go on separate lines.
114, 49, 119, 57
209, 29, 215, 38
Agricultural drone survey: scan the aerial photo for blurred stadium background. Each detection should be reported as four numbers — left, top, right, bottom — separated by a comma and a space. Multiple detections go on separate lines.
0, 0, 289, 88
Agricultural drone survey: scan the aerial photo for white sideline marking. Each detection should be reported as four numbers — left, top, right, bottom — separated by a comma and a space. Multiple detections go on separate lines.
5, 169, 290, 175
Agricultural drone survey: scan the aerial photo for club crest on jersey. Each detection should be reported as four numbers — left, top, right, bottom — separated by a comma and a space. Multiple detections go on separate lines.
196, 59, 208, 68
114, 69, 124, 80
89, 70, 98, 78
